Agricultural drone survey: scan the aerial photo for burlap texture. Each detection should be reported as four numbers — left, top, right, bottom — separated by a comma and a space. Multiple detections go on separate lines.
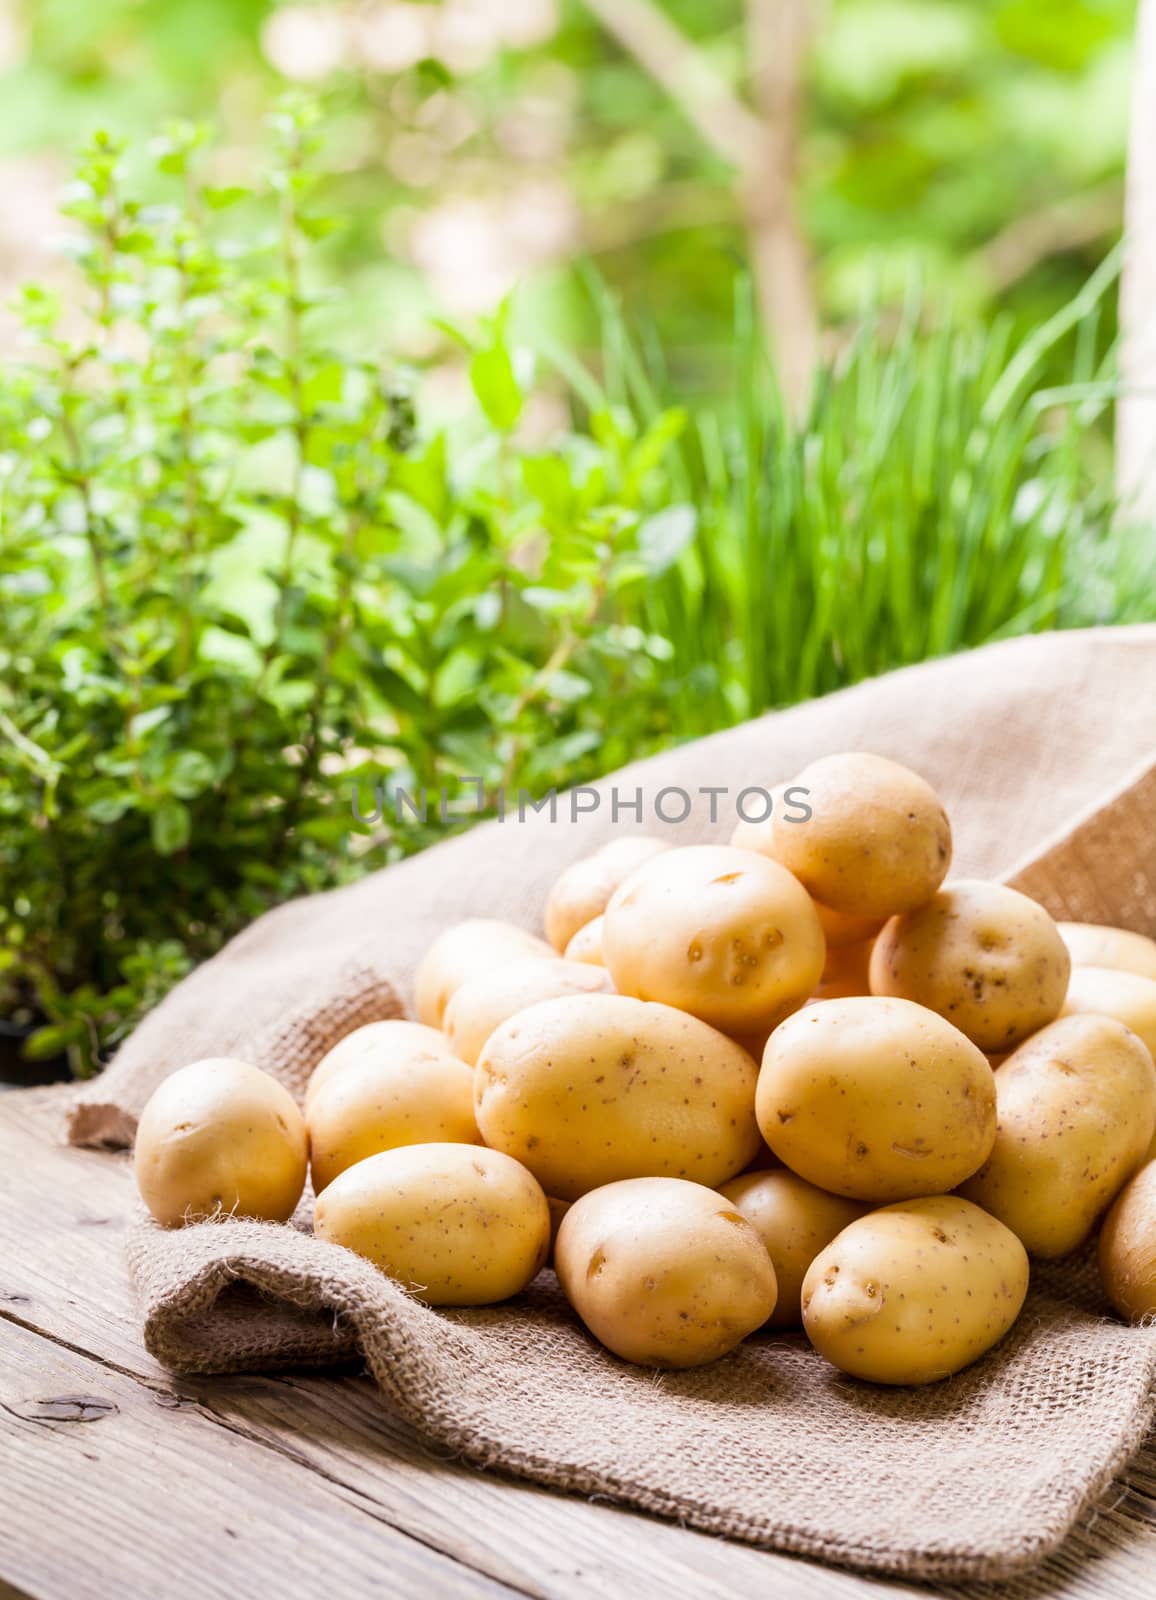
100, 623, 1156, 1581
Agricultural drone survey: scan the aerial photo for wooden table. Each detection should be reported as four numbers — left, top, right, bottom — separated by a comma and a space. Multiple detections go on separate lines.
4, 1087, 1156, 1600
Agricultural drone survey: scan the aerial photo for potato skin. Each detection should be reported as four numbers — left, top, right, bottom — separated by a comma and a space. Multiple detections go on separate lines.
545, 836, 671, 953
1059, 923, 1156, 982
1099, 1160, 1156, 1321
869, 881, 1070, 1053
729, 810, 883, 948
305, 1020, 458, 1113
444, 958, 612, 1066
718, 1169, 867, 1328
134, 1058, 307, 1227
802, 1197, 1028, 1385
771, 752, 951, 919
307, 1048, 478, 1193
958, 1014, 1156, 1258
314, 1143, 550, 1306
1062, 966, 1156, 1059
756, 996, 995, 1202
810, 937, 874, 1002
564, 915, 606, 966
602, 844, 825, 1035
555, 1177, 778, 1367
414, 920, 557, 1028
475, 993, 761, 1201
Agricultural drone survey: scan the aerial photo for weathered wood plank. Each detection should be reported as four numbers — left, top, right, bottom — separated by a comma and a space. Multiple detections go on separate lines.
0, 1315, 522, 1600
0, 1091, 923, 1600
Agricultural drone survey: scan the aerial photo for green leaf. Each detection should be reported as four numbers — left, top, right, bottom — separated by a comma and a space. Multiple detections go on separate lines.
637, 505, 697, 575
129, 705, 173, 739
166, 750, 218, 798
303, 362, 345, 410
470, 344, 523, 432
151, 799, 191, 856
202, 185, 249, 210
23, 1023, 82, 1061
86, 793, 135, 824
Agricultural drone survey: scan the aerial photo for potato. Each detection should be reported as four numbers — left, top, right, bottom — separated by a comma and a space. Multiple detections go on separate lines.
959, 1015, 1156, 1257
869, 880, 1070, 1052
770, 752, 951, 919
414, 919, 557, 1027
134, 1058, 307, 1227
544, 836, 671, 952
602, 844, 825, 1034
314, 1143, 550, 1306
475, 992, 761, 1201
756, 996, 995, 1201
718, 1170, 867, 1328
810, 937, 874, 1002
305, 1020, 457, 1113
728, 813, 777, 855
729, 810, 882, 948
444, 957, 612, 1066
1098, 1160, 1156, 1321
802, 1196, 1028, 1385
812, 902, 887, 951
307, 1045, 478, 1193
1059, 922, 1156, 982
564, 915, 606, 966
1062, 966, 1156, 1059
555, 1177, 778, 1367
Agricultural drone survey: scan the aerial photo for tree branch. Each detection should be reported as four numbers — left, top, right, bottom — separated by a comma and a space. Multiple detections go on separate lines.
744, 0, 817, 414
970, 181, 1123, 296
1118, 0, 1156, 522
582, 0, 763, 172
582, 0, 818, 414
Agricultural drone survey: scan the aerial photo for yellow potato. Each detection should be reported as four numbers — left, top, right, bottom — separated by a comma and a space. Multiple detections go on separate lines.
134, 1058, 307, 1227
812, 902, 887, 951
305, 1020, 457, 1113
802, 1196, 1028, 1385
728, 814, 777, 855
756, 996, 995, 1201
564, 915, 606, 966
727, 803, 881, 946
307, 1046, 478, 1193
546, 1195, 572, 1258
602, 844, 825, 1034
314, 1143, 550, 1306
718, 1169, 867, 1329
555, 1177, 778, 1367
1062, 966, 1156, 1058
414, 919, 557, 1027
869, 880, 1070, 1053
1059, 922, 1156, 982
475, 992, 761, 1201
1098, 1160, 1156, 1321
444, 957, 612, 1066
959, 1014, 1156, 1258
544, 836, 671, 952
810, 937, 874, 1002
771, 752, 951, 919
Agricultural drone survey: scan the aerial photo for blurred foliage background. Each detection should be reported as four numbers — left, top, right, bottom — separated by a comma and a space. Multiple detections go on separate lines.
0, 0, 1138, 384
0, 1, 1151, 1070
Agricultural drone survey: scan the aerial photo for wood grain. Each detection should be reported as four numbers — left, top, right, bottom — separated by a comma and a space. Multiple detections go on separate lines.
4, 1085, 1156, 1600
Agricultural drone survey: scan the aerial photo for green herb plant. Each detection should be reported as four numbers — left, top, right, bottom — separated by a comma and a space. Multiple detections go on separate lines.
0, 109, 693, 1073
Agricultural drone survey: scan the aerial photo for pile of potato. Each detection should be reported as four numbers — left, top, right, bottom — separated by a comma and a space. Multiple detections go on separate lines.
133, 752, 1156, 1386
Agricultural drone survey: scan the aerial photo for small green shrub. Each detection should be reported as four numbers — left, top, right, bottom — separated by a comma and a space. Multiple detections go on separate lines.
0, 110, 695, 1072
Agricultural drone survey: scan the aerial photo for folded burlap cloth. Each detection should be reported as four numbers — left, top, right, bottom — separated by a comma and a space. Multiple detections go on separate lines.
83, 625, 1156, 1583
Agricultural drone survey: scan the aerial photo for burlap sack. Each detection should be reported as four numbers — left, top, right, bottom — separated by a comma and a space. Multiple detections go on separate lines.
91, 624, 1156, 1583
